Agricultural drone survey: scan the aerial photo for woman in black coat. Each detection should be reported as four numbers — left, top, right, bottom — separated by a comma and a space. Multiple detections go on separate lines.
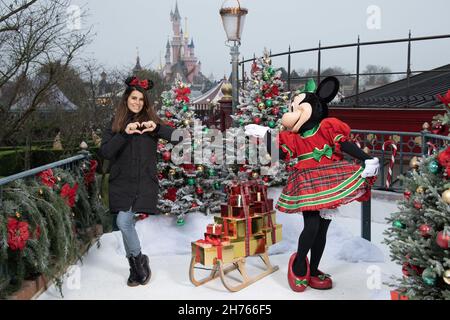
100, 76, 176, 287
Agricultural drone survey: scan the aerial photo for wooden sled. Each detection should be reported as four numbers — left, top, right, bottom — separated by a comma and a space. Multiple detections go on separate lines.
189, 251, 279, 292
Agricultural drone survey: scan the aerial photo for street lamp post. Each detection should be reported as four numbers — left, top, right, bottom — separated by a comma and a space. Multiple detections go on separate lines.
220, 0, 248, 114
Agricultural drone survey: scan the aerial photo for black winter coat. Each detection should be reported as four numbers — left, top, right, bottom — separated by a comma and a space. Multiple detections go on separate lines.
100, 123, 175, 214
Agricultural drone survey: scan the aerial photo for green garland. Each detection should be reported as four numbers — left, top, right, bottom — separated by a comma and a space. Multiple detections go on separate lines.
0, 157, 110, 298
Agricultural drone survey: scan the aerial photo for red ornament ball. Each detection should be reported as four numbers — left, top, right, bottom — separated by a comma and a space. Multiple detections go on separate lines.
263, 176, 270, 183
436, 231, 450, 249
413, 200, 422, 209
253, 117, 262, 125
404, 190, 411, 200
272, 107, 279, 115
165, 111, 173, 118
419, 224, 432, 238
191, 202, 198, 208
162, 151, 171, 162
196, 187, 204, 195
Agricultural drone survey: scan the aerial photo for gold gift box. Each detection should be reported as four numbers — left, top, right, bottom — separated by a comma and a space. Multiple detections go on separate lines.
214, 215, 264, 240
254, 211, 276, 228
191, 242, 234, 266
262, 224, 282, 246
229, 235, 267, 258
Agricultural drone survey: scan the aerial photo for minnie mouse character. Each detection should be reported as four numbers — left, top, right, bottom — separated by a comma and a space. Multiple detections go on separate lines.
245, 76, 379, 292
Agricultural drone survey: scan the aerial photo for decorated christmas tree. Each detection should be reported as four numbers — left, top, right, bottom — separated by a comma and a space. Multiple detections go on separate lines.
384, 91, 450, 299
156, 74, 227, 225
227, 49, 291, 186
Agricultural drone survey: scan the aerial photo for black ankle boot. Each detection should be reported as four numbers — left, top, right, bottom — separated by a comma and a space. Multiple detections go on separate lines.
127, 257, 140, 287
129, 252, 151, 285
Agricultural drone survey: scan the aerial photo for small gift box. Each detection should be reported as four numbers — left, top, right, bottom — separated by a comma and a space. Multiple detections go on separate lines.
230, 234, 267, 258
192, 240, 234, 266
214, 215, 264, 240
390, 290, 409, 300
220, 204, 255, 218
206, 223, 222, 236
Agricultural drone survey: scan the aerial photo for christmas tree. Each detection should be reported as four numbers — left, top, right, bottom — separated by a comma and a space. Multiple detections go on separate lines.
384, 91, 450, 299
229, 49, 291, 187
156, 74, 226, 224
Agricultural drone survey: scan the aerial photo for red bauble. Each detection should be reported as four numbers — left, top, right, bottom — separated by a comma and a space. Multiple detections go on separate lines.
272, 107, 279, 115
436, 231, 450, 249
162, 151, 171, 162
263, 176, 270, 183
165, 111, 173, 118
196, 187, 204, 195
239, 165, 247, 172
158, 173, 164, 180
419, 224, 432, 237
402, 262, 424, 277
191, 202, 199, 208
255, 97, 262, 104
167, 121, 176, 128
404, 190, 411, 200
164, 187, 177, 202
253, 117, 262, 125
157, 143, 165, 151
413, 200, 422, 209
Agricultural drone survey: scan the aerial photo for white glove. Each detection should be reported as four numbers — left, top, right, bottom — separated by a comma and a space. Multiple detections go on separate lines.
361, 157, 379, 178
244, 124, 271, 138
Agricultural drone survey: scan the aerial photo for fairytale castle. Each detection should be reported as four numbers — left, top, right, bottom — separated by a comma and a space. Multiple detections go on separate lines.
159, 3, 212, 95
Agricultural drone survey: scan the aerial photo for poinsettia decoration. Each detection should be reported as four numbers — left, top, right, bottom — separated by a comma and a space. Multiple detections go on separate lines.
437, 146, 450, 177
84, 160, 98, 185
37, 169, 57, 188
174, 86, 191, 103
7, 217, 30, 251
60, 183, 78, 207
437, 89, 450, 108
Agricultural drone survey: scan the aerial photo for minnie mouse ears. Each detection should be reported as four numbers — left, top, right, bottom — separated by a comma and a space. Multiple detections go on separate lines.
316, 76, 340, 103
125, 76, 154, 91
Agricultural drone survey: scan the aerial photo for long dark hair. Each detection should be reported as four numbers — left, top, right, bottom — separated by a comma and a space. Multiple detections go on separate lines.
112, 77, 162, 133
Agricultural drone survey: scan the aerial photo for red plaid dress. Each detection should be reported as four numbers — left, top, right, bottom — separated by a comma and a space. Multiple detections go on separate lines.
276, 118, 372, 213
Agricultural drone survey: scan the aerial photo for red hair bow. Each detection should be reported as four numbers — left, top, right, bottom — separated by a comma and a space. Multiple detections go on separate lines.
129, 77, 150, 90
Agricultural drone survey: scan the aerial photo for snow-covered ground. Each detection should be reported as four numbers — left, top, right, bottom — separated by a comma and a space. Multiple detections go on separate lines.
38, 188, 402, 300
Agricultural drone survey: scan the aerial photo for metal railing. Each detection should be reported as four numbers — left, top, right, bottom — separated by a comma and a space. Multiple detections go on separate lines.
0, 152, 90, 210
239, 32, 450, 105
350, 129, 450, 240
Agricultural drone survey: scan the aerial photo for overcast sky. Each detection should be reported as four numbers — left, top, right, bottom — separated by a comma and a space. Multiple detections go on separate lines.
71, 0, 450, 80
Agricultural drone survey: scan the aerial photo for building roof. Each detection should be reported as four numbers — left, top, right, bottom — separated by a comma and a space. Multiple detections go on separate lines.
191, 79, 226, 106
335, 64, 450, 108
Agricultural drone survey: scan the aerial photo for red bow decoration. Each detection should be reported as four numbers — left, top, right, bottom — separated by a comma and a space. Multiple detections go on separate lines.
175, 87, 191, 103
129, 77, 150, 90
60, 183, 78, 207
164, 187, 178, 202
437, 90, 450, 108
37, 169, 56, 188
437, 146, 450, 177
7, 217, 30, 251
84, 160, 98, 185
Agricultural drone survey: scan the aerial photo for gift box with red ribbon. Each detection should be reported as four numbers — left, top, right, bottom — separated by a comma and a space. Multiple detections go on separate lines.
390, 290, 409, 300
206, 223, 222, 236
192, 239, 234, 266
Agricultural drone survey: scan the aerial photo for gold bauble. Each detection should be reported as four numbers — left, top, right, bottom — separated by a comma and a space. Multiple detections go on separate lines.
252, 172, 259, 178
258, 102, 265, 109
196, 165, 204, 172
443, 270, 450, 285
416, 186, 424, 194
442, 189, 450, 204
39, 189, 43, 195
183, 119, 191, 126
409, 156, 420, 169
15, 212, 21, 218
169, 168, 176, 176
363, 147, 370, 154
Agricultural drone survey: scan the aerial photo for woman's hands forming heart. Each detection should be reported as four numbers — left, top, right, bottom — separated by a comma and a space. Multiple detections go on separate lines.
125, 121, 157, 135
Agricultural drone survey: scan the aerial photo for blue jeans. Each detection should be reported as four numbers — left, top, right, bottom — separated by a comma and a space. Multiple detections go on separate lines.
116, 209, 141, 258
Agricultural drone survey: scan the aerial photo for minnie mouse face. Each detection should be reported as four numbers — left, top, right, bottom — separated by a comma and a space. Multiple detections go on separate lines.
281, 77, 340, 133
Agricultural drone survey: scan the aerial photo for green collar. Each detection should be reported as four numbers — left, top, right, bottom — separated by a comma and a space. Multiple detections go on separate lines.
301, 123, 320, 138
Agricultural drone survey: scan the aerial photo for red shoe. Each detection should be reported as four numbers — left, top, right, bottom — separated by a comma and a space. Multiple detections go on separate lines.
287, 253, 310, 292
309, 270, 332, 290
